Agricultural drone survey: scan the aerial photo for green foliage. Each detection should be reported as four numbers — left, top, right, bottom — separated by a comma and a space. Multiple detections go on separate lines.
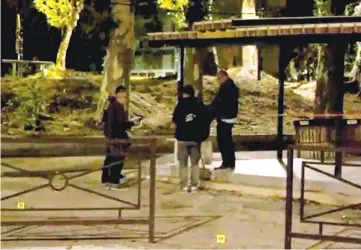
34, 0, 75, 28
79, 0, 116, 44
134, 0, 162, 50
286, 45, 319, 82
15, 81, 46, 129
185, 0, 208, 24
313, 0, 331, 16
345, 1, 359, 15
285, 0, 332, 82
157, 0, 189, 29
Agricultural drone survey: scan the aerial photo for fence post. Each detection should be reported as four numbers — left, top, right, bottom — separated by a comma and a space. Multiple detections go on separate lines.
149, 138, 157, 243
284, 147, 294, 249
334, 119, 343, 177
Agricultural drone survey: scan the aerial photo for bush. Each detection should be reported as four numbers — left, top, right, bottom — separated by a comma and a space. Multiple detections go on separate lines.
15, 81, 46, 130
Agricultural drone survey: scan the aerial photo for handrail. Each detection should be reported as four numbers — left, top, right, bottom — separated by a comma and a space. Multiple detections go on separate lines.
288, 144, 361, 154
2, 59, 54, 65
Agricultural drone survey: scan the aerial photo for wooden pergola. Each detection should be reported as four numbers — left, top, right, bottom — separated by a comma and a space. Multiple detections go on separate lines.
147, 16, 361, 159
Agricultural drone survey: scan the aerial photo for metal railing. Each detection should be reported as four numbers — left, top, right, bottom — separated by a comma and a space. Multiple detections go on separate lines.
1, 138, 157, 242
284, 145, 361, 249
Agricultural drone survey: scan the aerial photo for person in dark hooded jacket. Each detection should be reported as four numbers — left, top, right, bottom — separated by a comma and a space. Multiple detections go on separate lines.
172, 85, 210, 192
102, 85, 134, 190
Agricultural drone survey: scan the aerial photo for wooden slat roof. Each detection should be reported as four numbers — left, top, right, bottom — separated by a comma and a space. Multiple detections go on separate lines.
147, 16, 361, 47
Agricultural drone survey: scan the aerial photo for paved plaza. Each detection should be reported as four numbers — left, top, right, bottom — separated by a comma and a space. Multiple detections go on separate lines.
1, 156, 361, 249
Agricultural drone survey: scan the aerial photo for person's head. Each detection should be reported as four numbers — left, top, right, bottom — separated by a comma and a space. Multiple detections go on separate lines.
115, 85, 127, 104
217, 69, 229, 84
182, 84, 195, 99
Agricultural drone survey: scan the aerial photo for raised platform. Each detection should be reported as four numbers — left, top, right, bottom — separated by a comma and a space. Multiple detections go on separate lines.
154, 151, 361, 198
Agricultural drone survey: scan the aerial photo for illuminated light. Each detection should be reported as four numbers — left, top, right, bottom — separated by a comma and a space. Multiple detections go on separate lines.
216, 234, 226, 244
300, 121, 309, 126
347, 120, 357, 125
17, 201, 25, 209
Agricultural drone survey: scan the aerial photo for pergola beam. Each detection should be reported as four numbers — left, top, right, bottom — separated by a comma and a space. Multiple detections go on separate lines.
149, 34, 361, 48
231, 15, 361, 26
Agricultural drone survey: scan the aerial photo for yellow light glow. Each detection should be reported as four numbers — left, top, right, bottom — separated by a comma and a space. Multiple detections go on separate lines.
217, 234, 226, 244
17, 201, 25, 209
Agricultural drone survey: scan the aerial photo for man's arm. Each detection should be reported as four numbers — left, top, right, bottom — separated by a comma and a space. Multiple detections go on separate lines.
115, 104, 135, 131
172, 103, 180, 125
107, 106, 115, 138
211, 89, 223, 107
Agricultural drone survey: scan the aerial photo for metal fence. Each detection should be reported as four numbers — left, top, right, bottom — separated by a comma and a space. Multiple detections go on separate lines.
284, 145, 361, 249
1, 138, 157, 242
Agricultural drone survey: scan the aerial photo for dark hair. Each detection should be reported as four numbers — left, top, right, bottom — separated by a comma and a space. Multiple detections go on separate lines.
182, 84, 195, 97
218, 69, 228, 77
115, 85, 127, 94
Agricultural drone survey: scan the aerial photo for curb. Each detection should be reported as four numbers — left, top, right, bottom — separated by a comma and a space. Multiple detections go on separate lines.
153, 175, 361, 207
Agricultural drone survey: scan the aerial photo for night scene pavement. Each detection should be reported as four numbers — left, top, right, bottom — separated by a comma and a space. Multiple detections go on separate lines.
2, 170, 361, 249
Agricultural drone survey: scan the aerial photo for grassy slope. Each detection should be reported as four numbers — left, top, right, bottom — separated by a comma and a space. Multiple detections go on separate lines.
1, 68, 360, 136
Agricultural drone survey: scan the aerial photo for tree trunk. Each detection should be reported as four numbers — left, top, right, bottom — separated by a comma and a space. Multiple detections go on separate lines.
314, 1, 350, 115
194, 47, 208, 100
55, 25, 74, 71
208, 0, 219, 70
350, 42, 361, 76
349, 3, 361, 93
314, 43, 347, 115
55, 0, 84, 71
96, 1, 135, 119
241, 0, 258, 70
184, 47, 195, 86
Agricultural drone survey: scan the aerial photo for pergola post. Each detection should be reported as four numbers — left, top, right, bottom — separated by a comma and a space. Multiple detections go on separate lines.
257, 44, 264, 81
277, 45, 286, 160
177, 46, 185, 99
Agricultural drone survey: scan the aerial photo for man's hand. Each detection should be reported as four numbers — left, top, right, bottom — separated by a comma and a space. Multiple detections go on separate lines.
129, 116, 144, 129
130, 116, 143, 124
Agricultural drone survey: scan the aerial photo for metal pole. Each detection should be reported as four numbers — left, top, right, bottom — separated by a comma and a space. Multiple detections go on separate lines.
177, 46, 185, 99
284, 147, 294, 249
148, 138, 157, 243
334, 118, 343, 177
277, 46, 286, 160
137, 153, 142, 209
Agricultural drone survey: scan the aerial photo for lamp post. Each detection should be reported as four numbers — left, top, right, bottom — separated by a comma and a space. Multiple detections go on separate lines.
15, 13, 23, 60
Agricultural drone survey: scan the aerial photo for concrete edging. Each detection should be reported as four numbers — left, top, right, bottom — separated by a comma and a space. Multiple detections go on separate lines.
154, 175, 361, 207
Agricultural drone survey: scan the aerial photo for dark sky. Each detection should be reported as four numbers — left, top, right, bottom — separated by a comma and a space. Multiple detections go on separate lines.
1, 2, 107, 76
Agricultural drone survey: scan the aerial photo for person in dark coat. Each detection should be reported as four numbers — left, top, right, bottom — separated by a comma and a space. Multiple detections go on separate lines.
102, 85, 134, 190
210, 70, 239, 170
172, 85, 209, 192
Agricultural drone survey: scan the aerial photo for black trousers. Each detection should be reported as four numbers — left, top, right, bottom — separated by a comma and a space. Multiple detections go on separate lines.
102, 156, 124, 184
216, 121, 235, 167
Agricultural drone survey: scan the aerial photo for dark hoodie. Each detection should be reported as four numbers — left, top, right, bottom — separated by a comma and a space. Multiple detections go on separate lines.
103, 97, 133, 140
172, 97, 212, 142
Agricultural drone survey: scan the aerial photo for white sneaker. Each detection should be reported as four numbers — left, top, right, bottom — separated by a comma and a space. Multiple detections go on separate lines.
110, 184, 128, 191
180, 186, 189, 193
190, 186, 198, 192
119, 176, 127, 185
